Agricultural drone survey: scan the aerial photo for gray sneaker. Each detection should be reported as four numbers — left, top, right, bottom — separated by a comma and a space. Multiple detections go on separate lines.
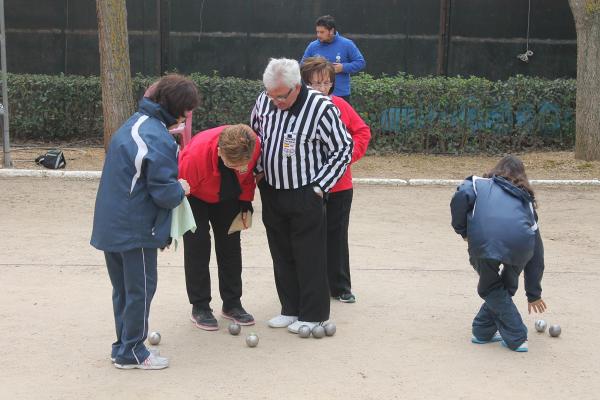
114, 352, 169, 370
337, 292, 356, 303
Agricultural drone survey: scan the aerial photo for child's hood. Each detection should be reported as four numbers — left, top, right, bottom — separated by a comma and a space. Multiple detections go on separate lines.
491, 176, 533, 203
465, 175, 533, 204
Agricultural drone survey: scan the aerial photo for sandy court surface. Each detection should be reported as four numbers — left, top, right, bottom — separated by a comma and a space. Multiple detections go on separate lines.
1, 178, 599, 399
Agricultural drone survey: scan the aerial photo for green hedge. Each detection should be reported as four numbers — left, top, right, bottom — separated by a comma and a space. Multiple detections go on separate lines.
352, 74, 576, 153
6, 73, 575, 153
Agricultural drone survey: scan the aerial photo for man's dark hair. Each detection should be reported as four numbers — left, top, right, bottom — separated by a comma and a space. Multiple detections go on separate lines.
148, 74, 200, 119
315, 15, 336, 31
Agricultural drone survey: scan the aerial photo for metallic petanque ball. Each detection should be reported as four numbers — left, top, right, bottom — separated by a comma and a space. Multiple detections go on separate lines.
534, 319, 547, 333
549, 324, 562, 337
324, 322, 336, 337
246, 333, 259, 347
298, 325, 311, 338
148, 331, 161, 345
311, 325, 325, 339
228, 323, 241, 336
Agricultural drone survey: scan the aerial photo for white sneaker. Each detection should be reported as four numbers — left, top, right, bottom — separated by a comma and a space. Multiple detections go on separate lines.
268, 314, 298, 328
288, 320, 318, 334
111, 348, 160, 363
114, 353, 169, 370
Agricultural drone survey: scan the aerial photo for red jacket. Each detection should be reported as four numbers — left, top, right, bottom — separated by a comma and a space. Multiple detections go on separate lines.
330, 96, 371, 193
178, 126, 261, 203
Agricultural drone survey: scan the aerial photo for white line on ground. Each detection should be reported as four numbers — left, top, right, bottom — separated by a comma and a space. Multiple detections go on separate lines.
1, 169, 599, 186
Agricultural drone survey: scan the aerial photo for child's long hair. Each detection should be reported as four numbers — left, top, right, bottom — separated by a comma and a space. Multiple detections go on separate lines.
484, 155, 536, 207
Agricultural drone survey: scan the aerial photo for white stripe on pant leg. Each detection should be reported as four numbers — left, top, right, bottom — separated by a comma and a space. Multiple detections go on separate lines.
131, 248, 148, 364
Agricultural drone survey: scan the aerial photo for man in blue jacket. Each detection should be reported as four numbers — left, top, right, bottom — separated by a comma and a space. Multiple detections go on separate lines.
301, 15, 366, 103
91, 74, 199, 370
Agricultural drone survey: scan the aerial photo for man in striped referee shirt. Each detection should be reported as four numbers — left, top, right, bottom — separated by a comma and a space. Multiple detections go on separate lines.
251, 58, 353, 333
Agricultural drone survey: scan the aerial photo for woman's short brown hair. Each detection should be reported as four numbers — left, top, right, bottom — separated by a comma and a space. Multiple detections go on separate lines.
300, 56, 335, 95
147, 74, 200, 119
218, 124, 256, 164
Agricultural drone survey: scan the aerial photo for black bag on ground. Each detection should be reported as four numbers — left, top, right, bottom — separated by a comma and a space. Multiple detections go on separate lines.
35, 149, 66, 169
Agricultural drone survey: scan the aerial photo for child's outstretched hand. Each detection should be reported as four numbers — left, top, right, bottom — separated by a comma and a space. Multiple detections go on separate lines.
528, 298, 547, 314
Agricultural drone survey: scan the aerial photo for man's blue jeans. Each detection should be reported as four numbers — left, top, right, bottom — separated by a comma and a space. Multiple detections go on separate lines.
470, 258, 528, 350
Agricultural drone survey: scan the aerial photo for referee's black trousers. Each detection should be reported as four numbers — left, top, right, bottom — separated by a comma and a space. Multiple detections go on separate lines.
259, 181, 330, 322
183, 195, 243, 311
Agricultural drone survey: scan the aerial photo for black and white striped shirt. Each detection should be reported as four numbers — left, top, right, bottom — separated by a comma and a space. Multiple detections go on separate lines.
251, 85, 353, 192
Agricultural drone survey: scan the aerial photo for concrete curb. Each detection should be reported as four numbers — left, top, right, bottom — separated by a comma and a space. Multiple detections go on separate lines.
1, 169, 599, 186
347, 178, 462, 186
529, 179, 600, 186
354, 178, 600, 186
352, 178, 409, 186
406, 179, 462, 186
0, 169, 101, 180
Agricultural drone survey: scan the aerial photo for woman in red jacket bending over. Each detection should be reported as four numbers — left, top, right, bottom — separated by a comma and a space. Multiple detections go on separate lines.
178, 124, 260, 330
301, 57, 371, 303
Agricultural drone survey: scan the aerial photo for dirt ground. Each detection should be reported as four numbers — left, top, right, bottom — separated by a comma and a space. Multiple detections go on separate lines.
5, 144, 600, 180
1, 177, 599, 399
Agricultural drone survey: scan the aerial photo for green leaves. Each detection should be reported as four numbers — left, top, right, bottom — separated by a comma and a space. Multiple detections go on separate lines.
6, 73, 575, 153
586, 0, 600, 14
351, 74, 575, 154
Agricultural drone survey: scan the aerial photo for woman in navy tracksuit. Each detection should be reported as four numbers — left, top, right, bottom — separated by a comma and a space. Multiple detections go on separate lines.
91, 74, 199, 370
450, 155, 547, 352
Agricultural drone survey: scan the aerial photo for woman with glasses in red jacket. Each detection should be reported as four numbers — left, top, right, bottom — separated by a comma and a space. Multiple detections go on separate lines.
300, 57, 371, 303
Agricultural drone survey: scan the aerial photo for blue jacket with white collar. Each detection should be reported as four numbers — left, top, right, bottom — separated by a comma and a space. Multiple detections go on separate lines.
450, 175, 545, 302
91, 98, 184, 252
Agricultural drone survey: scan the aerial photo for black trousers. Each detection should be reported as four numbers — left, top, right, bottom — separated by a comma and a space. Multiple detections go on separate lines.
470, 257, 523, 299
326, 189, 353, 296
470, 257, 528, 349
183, 195, 243, 311
259, 181, 330, 322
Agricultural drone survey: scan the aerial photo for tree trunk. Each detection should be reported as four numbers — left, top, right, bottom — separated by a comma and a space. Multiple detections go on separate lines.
569, 0, 600, 160
96, 0, 135, 151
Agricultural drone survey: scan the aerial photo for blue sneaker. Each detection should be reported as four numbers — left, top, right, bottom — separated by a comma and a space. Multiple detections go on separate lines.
471, 331, 502, 344
501, 340, 528, 352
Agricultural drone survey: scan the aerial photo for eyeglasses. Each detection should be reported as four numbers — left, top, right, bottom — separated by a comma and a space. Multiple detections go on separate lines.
310, 82, 332, 89
267, 87, 294, 102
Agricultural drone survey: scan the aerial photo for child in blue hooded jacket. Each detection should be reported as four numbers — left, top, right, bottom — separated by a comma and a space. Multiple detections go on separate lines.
91, 74, 199, 369
450, 155, 547, 352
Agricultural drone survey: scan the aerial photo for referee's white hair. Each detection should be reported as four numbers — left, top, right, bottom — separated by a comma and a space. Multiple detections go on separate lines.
263, 58, 301, 90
